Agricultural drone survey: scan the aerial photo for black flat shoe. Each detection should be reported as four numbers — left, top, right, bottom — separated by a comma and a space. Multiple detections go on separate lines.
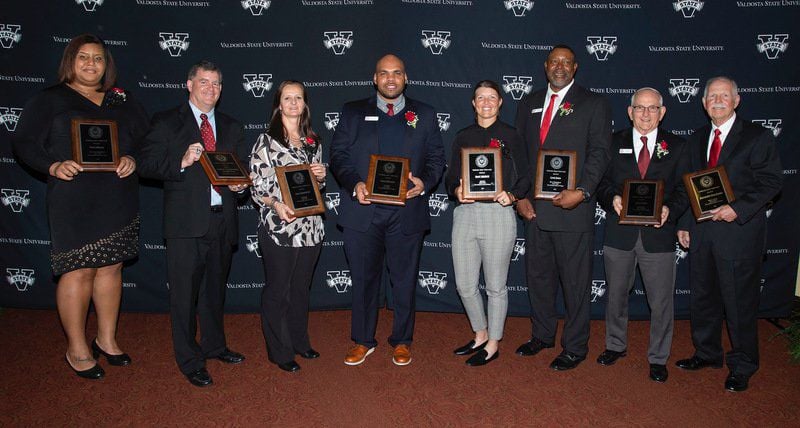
453, 340, 487, 356
298, 349, 320, 359
649, 364, 668, 383
185, 368, 213, 387
515, 338, 554, 356
466, 349, 499, 366
725, 373, 750, 392
65, 355, 104, 380
215, 348, 245, 364
92, 339, 132, 366
596, 349, 626, 366
277, 360, 301, 372
675, 356, 723, 371
550, 351, 586, 371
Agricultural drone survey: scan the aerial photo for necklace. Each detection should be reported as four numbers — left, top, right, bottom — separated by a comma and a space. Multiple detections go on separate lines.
68, 83, 101, 98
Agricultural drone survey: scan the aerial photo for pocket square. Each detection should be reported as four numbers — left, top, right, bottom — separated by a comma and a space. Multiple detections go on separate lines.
619, 148, 633, 154
531, 108, 543, 114
365, 116, 379, 121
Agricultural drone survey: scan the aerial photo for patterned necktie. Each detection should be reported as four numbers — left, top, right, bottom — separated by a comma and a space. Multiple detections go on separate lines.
200, 113, 216, 151
200, 113, 221, 196
638, 136, 650, 178
708, 128, 722, 167
387, 103, 395, 117
539, 94, 558, 146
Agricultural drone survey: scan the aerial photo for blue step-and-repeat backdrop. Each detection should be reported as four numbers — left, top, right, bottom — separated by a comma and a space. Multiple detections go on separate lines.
1, 1, 797, 319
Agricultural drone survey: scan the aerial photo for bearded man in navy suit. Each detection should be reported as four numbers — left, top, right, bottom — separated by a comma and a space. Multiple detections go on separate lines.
330, 54, 446, 367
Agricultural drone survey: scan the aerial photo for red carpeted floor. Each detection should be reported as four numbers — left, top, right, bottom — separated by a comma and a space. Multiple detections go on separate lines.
1, 308, 798, 427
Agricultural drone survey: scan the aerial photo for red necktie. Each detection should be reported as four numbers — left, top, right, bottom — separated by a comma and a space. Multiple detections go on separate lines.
637, 136, 650, 178
539, 94, 558, 146
387, 103, 395, 117
200, 113, 222, 196
708, 128, 722, 168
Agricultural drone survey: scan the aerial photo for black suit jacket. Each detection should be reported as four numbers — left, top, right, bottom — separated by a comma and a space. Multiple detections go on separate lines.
678, 117, 782, 259
515, 84, 612, 232
329, 96, 446, 234
597, 128, 689, 253
137, 102, 248, 245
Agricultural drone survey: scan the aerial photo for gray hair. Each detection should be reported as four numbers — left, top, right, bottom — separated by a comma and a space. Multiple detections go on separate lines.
703, 76, 738, 99
630, 87, 663, 106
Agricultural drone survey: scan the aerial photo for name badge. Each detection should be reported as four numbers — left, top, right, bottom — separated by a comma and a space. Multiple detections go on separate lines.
619, 148, 633, 154
365, 116, 379, 121
531, 108, 543, 114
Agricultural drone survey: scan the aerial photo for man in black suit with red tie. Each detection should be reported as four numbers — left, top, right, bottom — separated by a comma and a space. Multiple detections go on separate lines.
138, 61, 248, 387
676, 76, 782, 392
514, 45, 612, 370
595, 88, 689, 383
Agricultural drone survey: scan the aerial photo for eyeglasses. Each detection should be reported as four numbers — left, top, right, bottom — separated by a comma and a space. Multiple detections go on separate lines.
632, 105, 662, 113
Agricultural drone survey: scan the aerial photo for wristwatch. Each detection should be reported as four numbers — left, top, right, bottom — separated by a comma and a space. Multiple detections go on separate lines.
576, 187, 590, 202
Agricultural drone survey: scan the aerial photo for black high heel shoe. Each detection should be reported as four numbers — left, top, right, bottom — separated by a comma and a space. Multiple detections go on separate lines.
65, 354, 105, 380
92, 339, 132, 366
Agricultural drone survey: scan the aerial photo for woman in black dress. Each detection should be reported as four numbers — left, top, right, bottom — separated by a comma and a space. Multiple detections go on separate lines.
12, 34, 148, 379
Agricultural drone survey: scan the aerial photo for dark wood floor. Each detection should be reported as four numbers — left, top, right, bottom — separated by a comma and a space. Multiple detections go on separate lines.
1, 308, 798, 426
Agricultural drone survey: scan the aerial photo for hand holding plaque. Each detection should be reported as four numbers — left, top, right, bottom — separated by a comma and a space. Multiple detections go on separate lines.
534, 150, 577, 199
275, 164, 325, 217
683, 166, 735, 221
365, 154, 410, 206
619, 179, 664, 226
199, 151, 252, 186
461, 147, 503, 201
71, 119, 120, 171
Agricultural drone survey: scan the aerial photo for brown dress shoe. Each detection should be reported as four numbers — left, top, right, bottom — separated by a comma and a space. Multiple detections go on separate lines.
393, 344, 412, 366
344, 344, 375, 366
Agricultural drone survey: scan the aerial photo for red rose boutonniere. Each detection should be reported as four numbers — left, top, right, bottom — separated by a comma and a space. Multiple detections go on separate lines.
106, 87, 127, 107
405, 111, 419, 128
558, 101, 574, 116
655, 140, 669, 158
301, 136, 320, 160
489, 138, 502, 148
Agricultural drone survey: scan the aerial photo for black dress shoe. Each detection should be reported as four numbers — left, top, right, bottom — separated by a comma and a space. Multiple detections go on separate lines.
675, 356, 723, 371
596, 349, 626, 366
298, 349, 320, 359
453, 340, 487, 356
185, 368, 213, 387
277, 360, 301, 372
92, 339, 132, 366
649, 364, 668, 382
725, 373, 750, 392
515, 338, 554, 357
465, 349, 499, 366
215, 348, 245, 364
65, 355, 104, 380
550, 351, 586, 371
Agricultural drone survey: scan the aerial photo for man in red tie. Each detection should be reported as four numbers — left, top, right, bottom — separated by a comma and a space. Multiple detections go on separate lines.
138, 61, 249, 387
594, 88, 689, 383
676, 76, 782, 392
513, 45, 612, 370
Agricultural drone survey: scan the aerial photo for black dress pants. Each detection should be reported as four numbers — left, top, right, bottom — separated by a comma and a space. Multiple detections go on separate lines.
258, 228, 321, 364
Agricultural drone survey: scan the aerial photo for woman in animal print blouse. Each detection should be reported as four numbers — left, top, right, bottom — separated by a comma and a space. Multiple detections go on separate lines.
249, 80, 326, 373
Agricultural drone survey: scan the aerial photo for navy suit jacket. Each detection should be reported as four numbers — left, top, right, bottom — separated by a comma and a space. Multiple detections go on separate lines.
597, 128, 689, 253
330, 96, 446, 234
678, 117, 782, 260
515, 84, 612, 232
137, 102, 248, 245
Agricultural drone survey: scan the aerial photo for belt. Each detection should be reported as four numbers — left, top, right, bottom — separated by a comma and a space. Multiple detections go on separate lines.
210, 205, 223, 213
